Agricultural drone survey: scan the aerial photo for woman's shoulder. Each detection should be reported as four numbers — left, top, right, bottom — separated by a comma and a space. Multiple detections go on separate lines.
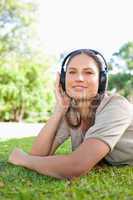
106, 92, 132, 107
97, 92, 133, 116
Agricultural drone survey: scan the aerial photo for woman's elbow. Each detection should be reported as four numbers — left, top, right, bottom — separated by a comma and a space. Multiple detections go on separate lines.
67, 159, 92, 179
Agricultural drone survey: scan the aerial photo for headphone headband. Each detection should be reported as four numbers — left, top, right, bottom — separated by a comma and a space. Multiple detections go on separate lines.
61, 48, 108, 72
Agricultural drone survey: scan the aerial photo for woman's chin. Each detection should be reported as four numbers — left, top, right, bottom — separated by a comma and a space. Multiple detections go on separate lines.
69, 93, 92, 100
66, 90, 96, 101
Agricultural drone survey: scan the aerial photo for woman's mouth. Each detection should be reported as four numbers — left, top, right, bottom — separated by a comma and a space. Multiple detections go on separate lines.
73, 86, 87, 91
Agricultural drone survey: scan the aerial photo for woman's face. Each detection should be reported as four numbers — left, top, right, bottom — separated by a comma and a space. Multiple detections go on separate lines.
65, 53, 99, 100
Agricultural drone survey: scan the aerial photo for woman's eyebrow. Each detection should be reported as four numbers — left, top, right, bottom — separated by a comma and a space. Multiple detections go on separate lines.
83, 67, 94, 71
68, 67, 94, 71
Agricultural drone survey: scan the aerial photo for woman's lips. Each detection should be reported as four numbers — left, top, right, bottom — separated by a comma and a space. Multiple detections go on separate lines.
73, 86, 87, 91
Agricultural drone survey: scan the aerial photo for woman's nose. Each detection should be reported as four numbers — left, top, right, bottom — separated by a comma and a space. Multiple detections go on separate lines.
76, 73, 84, 81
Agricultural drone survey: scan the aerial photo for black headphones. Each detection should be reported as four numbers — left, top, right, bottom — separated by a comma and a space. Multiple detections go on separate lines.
60, 48, 108, 94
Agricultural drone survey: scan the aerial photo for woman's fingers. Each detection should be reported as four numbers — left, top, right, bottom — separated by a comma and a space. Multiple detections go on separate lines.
54, 71, 71, 113
55, 72, 62, 89
55, 72, 60, 86
55, 72, 60, 90
55, 72, 63, 99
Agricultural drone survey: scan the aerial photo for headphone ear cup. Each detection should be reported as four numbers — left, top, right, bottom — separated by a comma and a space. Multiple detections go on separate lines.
98, 71, 107, 93
60, 69, 66, 91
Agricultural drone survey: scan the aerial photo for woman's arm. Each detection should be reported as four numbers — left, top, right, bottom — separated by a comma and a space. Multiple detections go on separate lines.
30, 72, 71, 156
8, 138, 110, 180
29, 109, 65, 156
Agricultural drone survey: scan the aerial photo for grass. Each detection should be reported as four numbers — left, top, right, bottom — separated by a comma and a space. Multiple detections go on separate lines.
0, 137, 133, 200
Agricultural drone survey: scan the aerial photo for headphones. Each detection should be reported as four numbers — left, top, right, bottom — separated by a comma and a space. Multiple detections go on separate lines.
60, 48, 108, 94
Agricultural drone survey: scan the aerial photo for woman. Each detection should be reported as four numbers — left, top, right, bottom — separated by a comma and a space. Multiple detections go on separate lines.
8, 49, 133, 180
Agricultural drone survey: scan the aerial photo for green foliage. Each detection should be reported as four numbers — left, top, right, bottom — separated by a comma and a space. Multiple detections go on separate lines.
0, 0, 57, 122
0, 62, 55, 122
0, 0, 38, 57
109, 41, 133, 100
117, 41, 133, 70
108, 73, 133, 99
0, 137, 133, 200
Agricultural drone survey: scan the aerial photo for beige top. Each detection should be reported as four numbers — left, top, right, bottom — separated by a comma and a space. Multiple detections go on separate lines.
54, 93, 133, 166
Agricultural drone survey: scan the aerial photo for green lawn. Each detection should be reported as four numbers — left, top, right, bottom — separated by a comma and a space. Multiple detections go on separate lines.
0, 137, 133, 200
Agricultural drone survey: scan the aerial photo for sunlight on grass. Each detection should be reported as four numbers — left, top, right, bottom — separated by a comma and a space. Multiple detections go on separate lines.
0, 137, 133, 200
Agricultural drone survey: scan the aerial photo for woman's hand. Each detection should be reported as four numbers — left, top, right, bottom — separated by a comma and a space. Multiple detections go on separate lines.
54, 72, 71, 114
8, 148, 27, 166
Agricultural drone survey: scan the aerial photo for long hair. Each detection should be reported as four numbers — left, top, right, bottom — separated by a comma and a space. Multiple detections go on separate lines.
64, 50, 106, 130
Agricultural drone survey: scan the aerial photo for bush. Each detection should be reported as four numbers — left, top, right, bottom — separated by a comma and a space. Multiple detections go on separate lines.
108, 73, 133, 100
0, 61, 55, 122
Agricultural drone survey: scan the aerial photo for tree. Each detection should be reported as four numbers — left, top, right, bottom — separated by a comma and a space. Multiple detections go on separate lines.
0, 0, 38, 56
108, 41, 133, 101
0, 0, 57, 122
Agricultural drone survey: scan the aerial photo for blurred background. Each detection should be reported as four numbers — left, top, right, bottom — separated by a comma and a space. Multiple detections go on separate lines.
0, 0, 133, 123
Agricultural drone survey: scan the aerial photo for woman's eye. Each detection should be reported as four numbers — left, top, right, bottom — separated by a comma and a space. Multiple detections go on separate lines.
69, 71, 75, 74
68, 71, 93, 74
85, 71, 93, 74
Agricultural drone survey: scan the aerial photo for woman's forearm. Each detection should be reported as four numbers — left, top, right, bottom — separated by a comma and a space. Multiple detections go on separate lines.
19, 153, 80, 180
30, 108, 65, 156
